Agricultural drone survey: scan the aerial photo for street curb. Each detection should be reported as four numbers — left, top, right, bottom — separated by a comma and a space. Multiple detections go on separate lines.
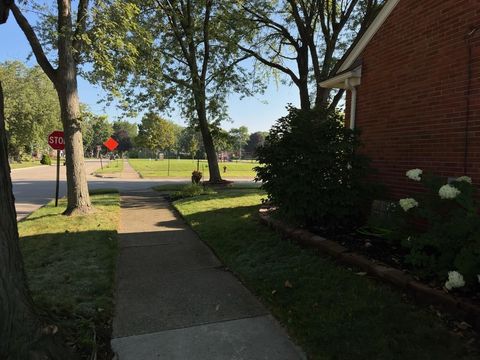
92, 173, 120, 179
258, 208, 480, 331
11, 164, 49, 171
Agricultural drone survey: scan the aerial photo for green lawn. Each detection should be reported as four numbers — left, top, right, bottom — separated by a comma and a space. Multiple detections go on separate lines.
174, 190, 478, 360
94, 159, 124, 175
19, 190, 120, 359
10, 160, 43, 169
129, 158, 258, 179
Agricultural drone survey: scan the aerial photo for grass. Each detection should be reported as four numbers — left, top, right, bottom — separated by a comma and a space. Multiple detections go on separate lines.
94, 159, 124, 175
174, 189, 478, 360
18, 190, 120, 359
10, 160, 43, 169
129, 158, 258, 179
152, 181, 261, 193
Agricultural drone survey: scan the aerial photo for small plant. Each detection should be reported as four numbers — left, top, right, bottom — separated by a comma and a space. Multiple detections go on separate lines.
394, 170, 480, 291
191, 170, 202, 184
40, 154, 52, 165
172, 184, 216, 200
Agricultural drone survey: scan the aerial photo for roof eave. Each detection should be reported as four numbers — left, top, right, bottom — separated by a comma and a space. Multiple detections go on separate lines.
320, 67, 362, 89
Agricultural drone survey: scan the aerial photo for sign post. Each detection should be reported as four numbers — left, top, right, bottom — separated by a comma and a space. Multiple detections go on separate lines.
48, 131, 65, 207
96, 145, 103, 169
103, 137, 119, 167
55, 150, 60, 206
167, 150, 171, 177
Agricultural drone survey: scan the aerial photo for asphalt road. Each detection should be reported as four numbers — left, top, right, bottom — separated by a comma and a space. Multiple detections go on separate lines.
11, 159, 186, 220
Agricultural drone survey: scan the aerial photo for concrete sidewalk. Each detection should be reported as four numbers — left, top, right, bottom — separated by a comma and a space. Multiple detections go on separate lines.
112, 190, 305, 360
121, 160, 141, 179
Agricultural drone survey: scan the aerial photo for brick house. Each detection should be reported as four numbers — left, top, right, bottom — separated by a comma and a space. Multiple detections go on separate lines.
320, 0, 480, 199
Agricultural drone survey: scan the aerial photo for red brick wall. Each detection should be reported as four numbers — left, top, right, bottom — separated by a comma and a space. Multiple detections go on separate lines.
353, 0, 480, 199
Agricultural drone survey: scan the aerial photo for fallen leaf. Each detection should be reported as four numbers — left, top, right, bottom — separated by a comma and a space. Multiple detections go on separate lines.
215, 304, 220, 311
284, 280, 293, 288
355, 272, 367, 276
271, 290, 277, 295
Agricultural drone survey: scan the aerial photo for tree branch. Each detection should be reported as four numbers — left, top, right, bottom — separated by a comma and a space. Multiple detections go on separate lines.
206, 54, 251, 85
10, 3, 57, 83
239, 45, 299, 85
162, 73, 192, 89
0, 0, 11, 24
329, 89, 345, 110
155, 0, 191, 66
242, 5, 299, 50
201, 0, 212, 82
72, 0, 89, 60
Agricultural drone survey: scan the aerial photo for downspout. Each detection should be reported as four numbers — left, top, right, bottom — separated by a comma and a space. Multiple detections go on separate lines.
345, 78, 358, 130
464, 25, 480, 175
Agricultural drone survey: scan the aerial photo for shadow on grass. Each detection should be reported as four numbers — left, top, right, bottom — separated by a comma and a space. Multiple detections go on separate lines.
21, 230, 117, 360
177, 200, 479, 360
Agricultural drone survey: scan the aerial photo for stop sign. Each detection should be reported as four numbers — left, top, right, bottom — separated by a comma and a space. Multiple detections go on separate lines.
48, 131, 65, 150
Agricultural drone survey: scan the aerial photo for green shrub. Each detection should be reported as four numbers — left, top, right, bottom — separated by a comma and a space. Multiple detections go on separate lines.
172, 184, 216, 200
40, 154, 52, 165
20, 152, 32, 163
393, 170, 480, 291
255, 106, 375, 233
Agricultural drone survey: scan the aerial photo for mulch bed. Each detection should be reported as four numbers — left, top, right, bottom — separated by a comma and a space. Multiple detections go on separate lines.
259, 207, 480, 335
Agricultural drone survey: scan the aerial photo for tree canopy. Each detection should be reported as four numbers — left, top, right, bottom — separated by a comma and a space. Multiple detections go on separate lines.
87, 0, 265, 182
136, 113, 177, 154
0, 61, 61, 160
240, 0, 384, 110
81, 107, 113, 156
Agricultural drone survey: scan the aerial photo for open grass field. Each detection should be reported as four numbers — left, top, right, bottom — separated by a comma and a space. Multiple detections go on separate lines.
94, 159, 124, 175
10, 160, 43, 169
174, 189, 478, 360
129, 158, 259, 179
18, 190, 120, 359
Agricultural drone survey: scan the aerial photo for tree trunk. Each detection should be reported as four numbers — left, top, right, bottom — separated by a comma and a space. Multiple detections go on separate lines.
0, 82, 74, 360
57, 0, 91, 215
7, 0, 92, 215
193, 88, 222, 183
57, 88, 91, 215
297, 46, 311, 110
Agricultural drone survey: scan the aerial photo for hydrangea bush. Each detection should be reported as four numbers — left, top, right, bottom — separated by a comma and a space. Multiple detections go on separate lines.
395, 170, 480, 291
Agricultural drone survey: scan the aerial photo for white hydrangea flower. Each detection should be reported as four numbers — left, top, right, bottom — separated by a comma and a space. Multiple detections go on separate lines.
456, 176, 472, 184
399, 198, 418, 212
445, 271, 465, 290
438, 184, 461, 199
406, 168, 422, 181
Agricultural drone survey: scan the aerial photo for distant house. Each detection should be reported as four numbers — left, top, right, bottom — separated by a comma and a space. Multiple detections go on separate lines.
321, 0, 480, 198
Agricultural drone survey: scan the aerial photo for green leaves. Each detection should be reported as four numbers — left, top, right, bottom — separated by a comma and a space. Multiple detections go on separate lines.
0, 61, 61, 158
136, 113, 177, 152
397, 173, 480, 289
87, 0, 261, 120
256, 106, 375, 232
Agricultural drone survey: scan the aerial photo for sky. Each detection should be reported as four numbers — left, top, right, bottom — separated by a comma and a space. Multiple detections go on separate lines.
0, 9, 300, 133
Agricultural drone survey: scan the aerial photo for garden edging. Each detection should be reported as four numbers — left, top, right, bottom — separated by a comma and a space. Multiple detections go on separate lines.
258, 207, 480, 331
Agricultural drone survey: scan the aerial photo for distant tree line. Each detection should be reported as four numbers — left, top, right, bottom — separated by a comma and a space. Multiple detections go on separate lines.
1, 61, 61, 161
